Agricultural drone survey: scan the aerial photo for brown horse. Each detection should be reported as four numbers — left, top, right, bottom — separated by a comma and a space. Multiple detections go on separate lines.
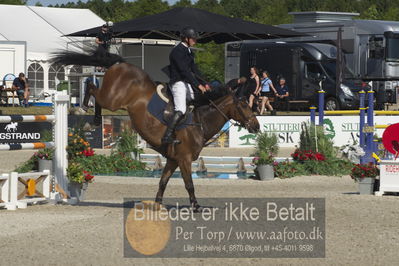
52, 49, 260, 210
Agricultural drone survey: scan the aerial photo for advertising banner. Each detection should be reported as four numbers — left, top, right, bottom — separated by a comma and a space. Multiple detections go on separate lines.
229, 116, 399, 148
0, 121, 51, 143
0, 115, 103, 148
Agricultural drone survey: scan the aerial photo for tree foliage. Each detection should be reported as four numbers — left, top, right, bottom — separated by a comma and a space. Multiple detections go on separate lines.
0, 0, 27, 4
15, 0, 399, 81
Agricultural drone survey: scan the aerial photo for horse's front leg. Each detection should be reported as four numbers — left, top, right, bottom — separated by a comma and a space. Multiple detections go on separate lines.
155, 159, 178, 204
179, 158, 201, 211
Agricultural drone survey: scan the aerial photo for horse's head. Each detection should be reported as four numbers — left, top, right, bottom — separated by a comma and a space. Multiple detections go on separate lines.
226, 94, 260, 133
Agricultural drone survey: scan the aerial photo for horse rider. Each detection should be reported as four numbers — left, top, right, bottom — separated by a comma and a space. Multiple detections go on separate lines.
162, 27, 210, 144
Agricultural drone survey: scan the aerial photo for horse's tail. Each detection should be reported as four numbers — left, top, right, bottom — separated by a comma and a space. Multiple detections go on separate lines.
50, 48, 124, 68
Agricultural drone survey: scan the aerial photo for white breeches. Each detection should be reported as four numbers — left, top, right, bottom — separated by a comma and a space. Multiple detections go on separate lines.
170, 81, 194, 114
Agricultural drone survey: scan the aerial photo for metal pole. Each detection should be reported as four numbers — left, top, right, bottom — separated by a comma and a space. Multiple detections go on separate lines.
365, 90, 375, 163
318, 90, 325, 126
359, 90, 366, 164
310, 106, 316, 125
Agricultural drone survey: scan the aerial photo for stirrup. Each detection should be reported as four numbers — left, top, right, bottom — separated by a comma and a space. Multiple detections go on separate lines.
188, 105, 194, 113
162, 136, 181, 145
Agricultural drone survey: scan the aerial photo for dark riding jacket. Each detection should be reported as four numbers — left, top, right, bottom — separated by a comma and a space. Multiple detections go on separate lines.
169, 42, 203, 89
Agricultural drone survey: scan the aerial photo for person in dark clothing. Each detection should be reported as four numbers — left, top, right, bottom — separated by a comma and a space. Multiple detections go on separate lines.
275, 77, 290, 110
81, 74, 102, 126
12, 72, 29, 107
96, 23, 113, 52
162, 27, 209, 144
247, 67, 260, 112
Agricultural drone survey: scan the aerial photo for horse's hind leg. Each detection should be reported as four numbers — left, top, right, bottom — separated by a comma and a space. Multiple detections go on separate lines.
155, 159, 178, 204
179, 159, 201, 211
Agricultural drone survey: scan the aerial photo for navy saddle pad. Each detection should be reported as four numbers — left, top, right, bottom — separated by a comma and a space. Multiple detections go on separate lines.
147, 92, 193, 130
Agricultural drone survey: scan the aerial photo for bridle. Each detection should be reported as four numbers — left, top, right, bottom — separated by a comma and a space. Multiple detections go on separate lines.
208, 96, 256, 128
204, 96, 256, 147
233, 96, 257, 128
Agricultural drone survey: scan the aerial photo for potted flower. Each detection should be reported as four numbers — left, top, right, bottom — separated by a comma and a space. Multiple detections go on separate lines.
34, 148, 54, 173
112, 127, 143, 160
67, 162, 94, 201
291, 149, 326, 162
67, 128, 95, 160
350, 163, 379, 195
252, 131, 279, 180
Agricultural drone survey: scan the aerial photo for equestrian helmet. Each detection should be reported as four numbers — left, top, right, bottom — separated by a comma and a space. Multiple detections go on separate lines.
180, 27, 199, 40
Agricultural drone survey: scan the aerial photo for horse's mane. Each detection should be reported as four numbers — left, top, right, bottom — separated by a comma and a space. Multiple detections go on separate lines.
194, 88, 233, 115
194, 82, 231, 105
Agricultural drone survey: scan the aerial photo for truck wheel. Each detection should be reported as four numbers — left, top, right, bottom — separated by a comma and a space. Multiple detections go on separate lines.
325, 97, 340, 111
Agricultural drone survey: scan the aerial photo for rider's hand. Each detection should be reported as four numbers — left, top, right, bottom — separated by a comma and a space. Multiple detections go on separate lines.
205, 84, 211, 91
198, 84, 207, 93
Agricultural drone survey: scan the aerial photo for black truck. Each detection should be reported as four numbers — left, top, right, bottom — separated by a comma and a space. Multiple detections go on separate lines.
225, 41, 366, 110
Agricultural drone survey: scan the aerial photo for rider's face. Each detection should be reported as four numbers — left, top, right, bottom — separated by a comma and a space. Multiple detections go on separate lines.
187, 38, 197, 47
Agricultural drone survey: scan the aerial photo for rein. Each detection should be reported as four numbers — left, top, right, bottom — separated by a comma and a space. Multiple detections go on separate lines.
203, 101, 234, 147
203, 98, 253, 147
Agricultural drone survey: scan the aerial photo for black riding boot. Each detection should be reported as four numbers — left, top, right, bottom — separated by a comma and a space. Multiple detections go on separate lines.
162, 111, 183, 144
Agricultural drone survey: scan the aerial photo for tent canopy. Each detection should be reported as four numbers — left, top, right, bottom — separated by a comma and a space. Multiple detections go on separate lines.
0, 4, 104, 60
67, 7, 304, 43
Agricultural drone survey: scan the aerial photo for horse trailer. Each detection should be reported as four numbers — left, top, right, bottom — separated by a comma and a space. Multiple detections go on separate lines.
278, 11, 399, 104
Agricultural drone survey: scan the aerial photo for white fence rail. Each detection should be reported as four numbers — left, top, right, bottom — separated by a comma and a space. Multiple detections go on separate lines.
140, 154, 292, 173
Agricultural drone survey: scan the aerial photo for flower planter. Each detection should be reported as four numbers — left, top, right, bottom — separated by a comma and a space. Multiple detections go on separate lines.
68, 182, 88, 201
38, 159, 53, 174
256, 164, 274, 181
357, 177, 375, 195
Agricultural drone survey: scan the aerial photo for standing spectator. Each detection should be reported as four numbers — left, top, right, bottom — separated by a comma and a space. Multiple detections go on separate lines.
85, 75, 102, 126
78, 68, 103, 126
259, 71, 277, 115
275, 77, 290, 110
96, 22, 113, 53
248, 67, 260, 111
12, 72, 30, 107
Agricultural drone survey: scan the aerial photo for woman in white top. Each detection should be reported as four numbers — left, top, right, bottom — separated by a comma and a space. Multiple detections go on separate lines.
259, 71, 277, 115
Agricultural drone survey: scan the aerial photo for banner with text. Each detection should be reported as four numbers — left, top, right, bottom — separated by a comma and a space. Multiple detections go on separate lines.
124, 198, 325, 258
229, 116, 399, 148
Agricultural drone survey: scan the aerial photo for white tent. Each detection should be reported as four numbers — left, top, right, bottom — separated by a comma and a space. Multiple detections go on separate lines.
0, 4, 104, 97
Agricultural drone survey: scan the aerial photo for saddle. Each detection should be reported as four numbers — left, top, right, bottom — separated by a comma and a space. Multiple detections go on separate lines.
156, 83, 174, 122
147, 83, 193, 129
